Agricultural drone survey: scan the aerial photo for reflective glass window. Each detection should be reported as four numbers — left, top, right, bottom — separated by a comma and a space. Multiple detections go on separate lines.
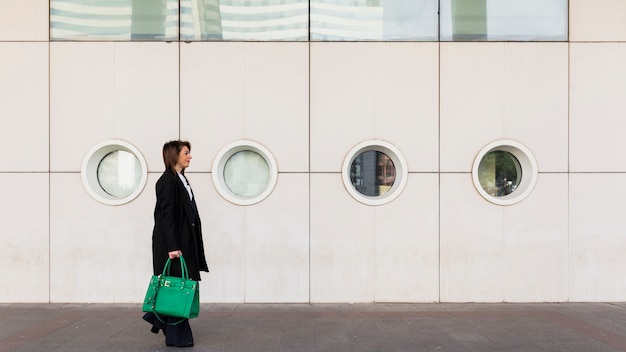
97, 150, 143, 198
181, 0, 309, 41
440, 0, 568, 41
51, 0, 179, 41
477, 150, 521, 197
223, 150, 270, 197
350, 150, 396, 197
310, 0, 438, 41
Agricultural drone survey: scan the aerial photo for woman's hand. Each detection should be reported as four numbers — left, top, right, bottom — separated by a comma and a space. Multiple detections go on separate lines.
168, 250, 182, 259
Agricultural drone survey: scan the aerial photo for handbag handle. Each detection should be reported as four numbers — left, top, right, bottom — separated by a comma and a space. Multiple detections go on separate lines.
161, 255, 190, 280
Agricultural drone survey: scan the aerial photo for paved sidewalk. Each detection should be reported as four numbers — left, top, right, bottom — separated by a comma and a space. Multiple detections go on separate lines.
1, 303, 625, 351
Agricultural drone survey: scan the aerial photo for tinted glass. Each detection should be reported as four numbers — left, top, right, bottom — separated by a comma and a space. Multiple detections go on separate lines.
440, 0, 568, 41
310, 0, 438, 41
181, 0, 309, 41
477, 150, 521, 197
51, 0, 179, 41
223, 150, 270, 197
97, 150, 142, 198
350, 150, 396, 196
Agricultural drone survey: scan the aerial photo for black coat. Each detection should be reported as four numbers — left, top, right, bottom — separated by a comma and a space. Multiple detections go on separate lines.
152, 170, 208, 281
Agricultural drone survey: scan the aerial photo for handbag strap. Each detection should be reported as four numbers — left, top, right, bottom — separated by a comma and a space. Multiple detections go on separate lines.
161, 255, 191, 280
179, 255, 190, 280
153, 312, 186, 326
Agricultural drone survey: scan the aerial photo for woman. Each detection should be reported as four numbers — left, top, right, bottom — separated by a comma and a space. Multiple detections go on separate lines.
143, 140, 209, 348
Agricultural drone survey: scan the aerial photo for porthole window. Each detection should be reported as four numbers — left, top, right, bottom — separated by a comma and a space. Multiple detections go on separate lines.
472, 140, 538, 206
81, 140, 148, 206
212, 140, 278, 206
342, 140, 408, 206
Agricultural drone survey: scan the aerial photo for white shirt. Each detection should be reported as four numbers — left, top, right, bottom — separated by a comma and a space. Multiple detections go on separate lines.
178, 172, 193, 200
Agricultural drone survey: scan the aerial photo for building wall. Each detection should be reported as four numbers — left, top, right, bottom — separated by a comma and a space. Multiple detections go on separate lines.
1, 1, 626, 303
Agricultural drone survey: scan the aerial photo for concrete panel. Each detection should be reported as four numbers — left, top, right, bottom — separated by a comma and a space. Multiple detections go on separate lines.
0, 0, 49, 41
310, 43, 373, 172
570, 0, 626, 42
441, 172, 569, 302
311, 43, 439, 173
310, 173, 375, 302
0, 43, 49, 172
181, 42, 246, 173
50, 42, 179, 173
112, 42, 180, 172
374, 173, 439, 302
372, 43, 439, 172
504, 43, 569, 173
442, 43, 569, 173
181, 43, 309, 173
570, 173, 626, 301
0, 173, 49, 303
50, 42, 114, 172
440, 43, 505, 173
440, 173, 505, 302
503, 173, 568, 302
244, 43, 309, 173
243, 173, 309, 303
570, 43, 626, 172
50, 173, 154, 303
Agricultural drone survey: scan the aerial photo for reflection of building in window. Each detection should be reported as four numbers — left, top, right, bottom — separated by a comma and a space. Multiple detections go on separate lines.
181, 0, 223, 40
310, 0, 383, 40
377, 153, 395, 194
441, 0, 568, 41
350, 150, 395, 197
181, 0, 383, 40
182, 0, 436, 41
51, 0, 179, 40
477, 150, 520, 197
181, 0, 308, 41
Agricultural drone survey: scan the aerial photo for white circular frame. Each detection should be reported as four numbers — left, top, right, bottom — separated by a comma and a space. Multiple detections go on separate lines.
342, 140, 408, 206
212, 140, 278, 206
81, 139, 148, 206
472, 140, 538, 206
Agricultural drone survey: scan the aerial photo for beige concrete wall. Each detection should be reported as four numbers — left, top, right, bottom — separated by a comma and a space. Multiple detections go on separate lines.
1, 1, 626, 303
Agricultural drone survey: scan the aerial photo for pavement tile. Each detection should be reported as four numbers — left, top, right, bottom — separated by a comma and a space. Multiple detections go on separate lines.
0, 303, 625, 352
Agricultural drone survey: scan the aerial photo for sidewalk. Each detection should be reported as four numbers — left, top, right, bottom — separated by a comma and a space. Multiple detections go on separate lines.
1, 303, 625, 351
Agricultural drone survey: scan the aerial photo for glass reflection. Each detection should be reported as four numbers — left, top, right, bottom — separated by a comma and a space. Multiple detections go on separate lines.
310, 0, 437, 41
97, 150, 142, 198
350, 150, 395, 196
181, 0, 309, 41
440, 0, 568, 41
50, 0, 568, 42
477, 150, 521, 197
223, 150, 270, 197
51, 0, 179, 41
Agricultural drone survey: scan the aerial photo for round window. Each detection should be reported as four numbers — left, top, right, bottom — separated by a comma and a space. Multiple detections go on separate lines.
212, 140, 278, 206
97, 150, 143, 198
472, 140, 538, 205
81, 140, 148, 206
223, 150, 270, 197
342, 140, 408, 206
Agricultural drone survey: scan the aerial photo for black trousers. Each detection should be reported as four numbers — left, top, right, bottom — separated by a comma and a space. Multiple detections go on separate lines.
143, 312, 194, 347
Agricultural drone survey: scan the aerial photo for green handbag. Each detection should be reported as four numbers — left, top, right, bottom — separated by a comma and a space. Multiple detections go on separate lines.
142, 255, 200, 321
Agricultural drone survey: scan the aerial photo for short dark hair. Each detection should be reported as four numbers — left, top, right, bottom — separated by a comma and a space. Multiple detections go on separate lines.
162, 140, 191, 174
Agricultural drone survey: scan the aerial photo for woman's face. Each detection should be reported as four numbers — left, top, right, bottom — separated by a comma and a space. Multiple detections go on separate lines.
175, 146, 192, 171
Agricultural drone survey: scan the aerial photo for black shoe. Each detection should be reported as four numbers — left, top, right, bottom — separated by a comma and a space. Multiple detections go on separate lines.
143, 312, 167, 336
166, 341, 194, 348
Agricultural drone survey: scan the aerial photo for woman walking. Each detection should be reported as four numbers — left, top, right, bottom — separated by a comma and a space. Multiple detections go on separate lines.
143, 140, 209, 347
